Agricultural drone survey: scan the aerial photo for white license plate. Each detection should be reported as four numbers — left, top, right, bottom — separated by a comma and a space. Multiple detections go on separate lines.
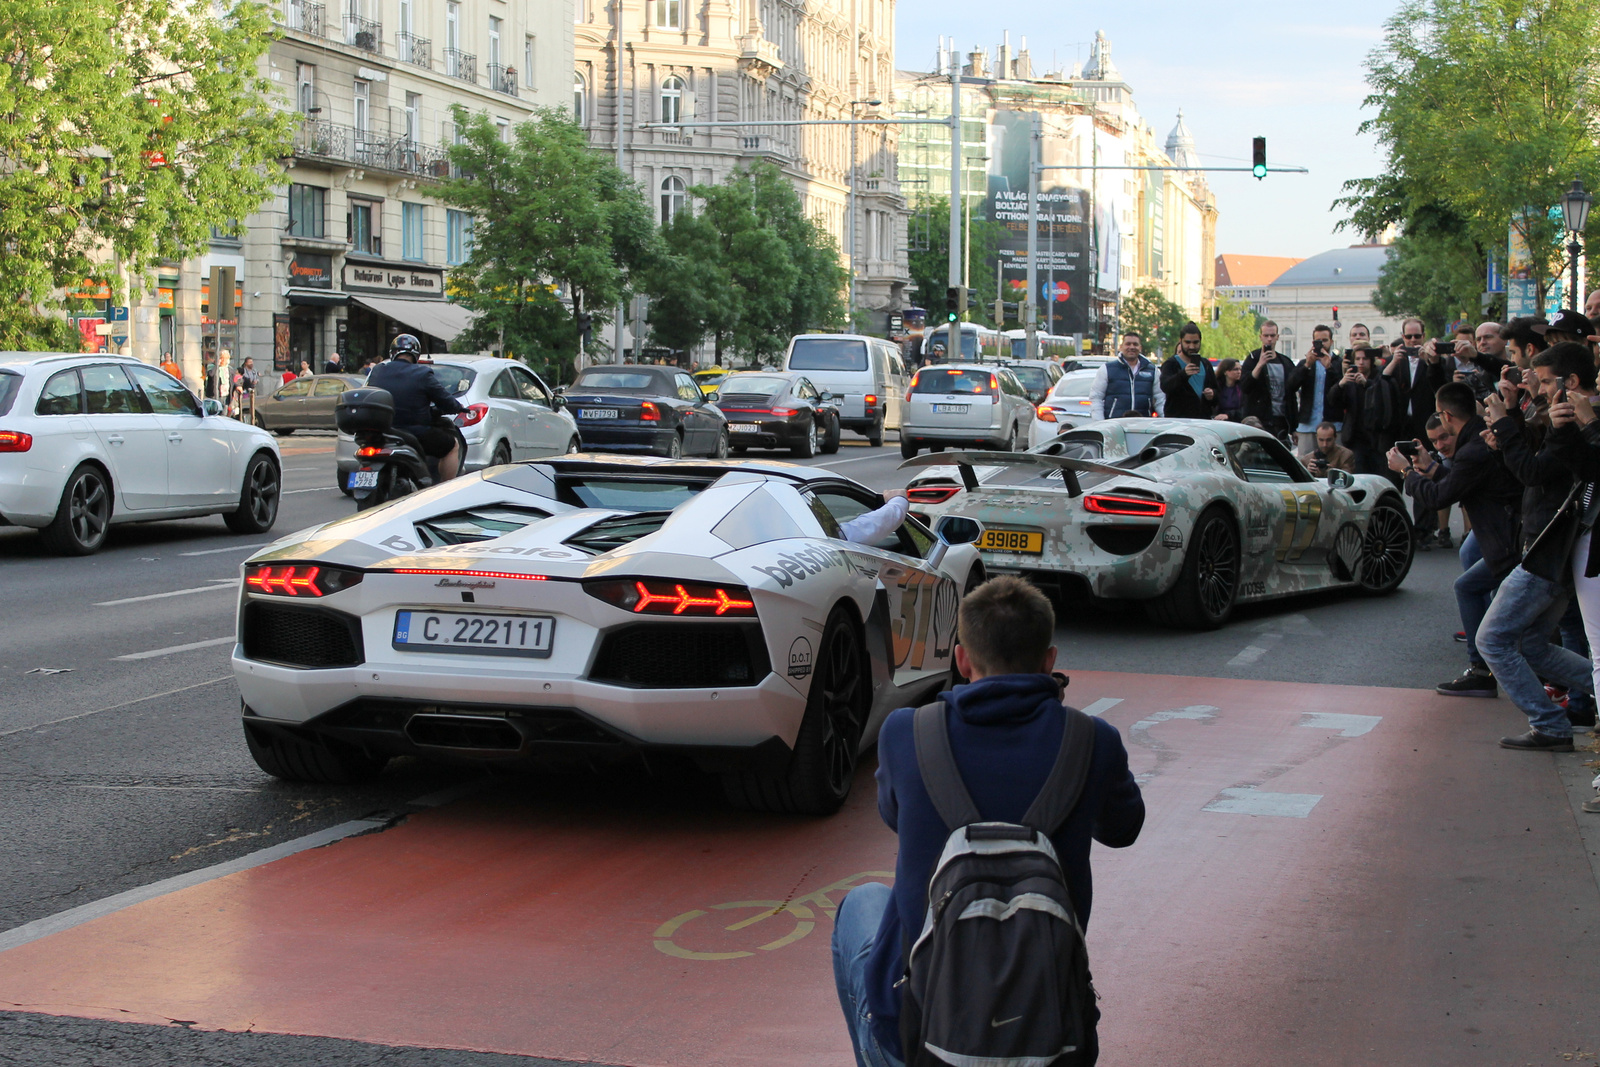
393, 611, 555, 658
579, 408, 619, 419
728, 423, 761, 433
933, 404, 970, 414
348, 470, 379, 489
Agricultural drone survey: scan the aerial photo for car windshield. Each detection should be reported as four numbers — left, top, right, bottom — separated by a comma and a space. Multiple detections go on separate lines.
574, 370, 661, 392
1008, 365, 1052, 391
425, 365, 475, 395
0, 371, 20, 416
788, 338, 867, 371
720, 376, 788, 398
556, 476, 713, 511
911, 367, 992, 396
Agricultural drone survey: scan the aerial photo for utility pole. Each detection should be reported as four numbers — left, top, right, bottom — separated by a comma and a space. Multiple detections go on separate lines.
947, 52, 962, 292
611, 0, 625, 369
1025, 111, 1039, 360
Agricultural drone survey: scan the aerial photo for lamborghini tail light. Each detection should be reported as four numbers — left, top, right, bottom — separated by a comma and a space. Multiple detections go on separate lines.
1082, 494, 1167, 517
244, 564, 365, 597
907, 485, 961, 505
586, 578, 756, 617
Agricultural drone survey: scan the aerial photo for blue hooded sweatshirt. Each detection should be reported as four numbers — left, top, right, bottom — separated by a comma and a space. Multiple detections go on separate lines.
863, 674, 1145, 1059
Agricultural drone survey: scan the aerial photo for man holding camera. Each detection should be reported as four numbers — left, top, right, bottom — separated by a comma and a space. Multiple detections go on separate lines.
1389, 381, 1523, 697
1241, 320, 1300, 443
1326, 346, 1397, 476
1159, 322, 1218, 419
1385, 319, 1451, 544
1292, 324, 1341, 454
1299, 421, 1355, 478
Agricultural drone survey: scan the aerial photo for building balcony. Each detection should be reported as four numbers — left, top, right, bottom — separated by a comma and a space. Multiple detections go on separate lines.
396, 32, 430, 69
487, 64, 518, 96
283, 0, 323, 36
739, 135, 788, 158
344, 14, 382, 53
444, 48, 477, 84
293, 120, 451, 179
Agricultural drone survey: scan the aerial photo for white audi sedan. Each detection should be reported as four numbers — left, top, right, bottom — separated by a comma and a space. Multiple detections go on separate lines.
0, 353, 282, 554
334, 356, 579, 492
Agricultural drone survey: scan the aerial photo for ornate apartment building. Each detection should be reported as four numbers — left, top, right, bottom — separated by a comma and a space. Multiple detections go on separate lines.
574, 0, 912, 343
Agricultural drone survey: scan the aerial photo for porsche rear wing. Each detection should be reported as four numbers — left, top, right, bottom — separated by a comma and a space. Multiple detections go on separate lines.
897, 450, 1156, 497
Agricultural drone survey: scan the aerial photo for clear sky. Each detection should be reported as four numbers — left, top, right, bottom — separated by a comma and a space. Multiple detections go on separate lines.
896, 1, 1404, 260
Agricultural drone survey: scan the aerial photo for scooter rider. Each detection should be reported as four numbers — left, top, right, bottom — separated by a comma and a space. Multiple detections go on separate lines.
365, 334, 466, 480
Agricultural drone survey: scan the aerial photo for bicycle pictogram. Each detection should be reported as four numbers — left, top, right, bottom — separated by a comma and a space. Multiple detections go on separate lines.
652, 870, 892, 961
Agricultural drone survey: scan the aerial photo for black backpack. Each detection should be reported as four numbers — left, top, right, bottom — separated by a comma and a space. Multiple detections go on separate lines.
900, 701, 1098, 1067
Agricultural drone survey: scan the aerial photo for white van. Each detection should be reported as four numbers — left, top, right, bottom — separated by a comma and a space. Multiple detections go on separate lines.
781, 334, 907, 446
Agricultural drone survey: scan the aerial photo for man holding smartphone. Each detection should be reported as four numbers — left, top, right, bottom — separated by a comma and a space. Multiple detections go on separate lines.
1158, 322, 1218, 419
1292, 324, 1341, 453
1385, 318, 1450, 545
1241, 320, 1300, 443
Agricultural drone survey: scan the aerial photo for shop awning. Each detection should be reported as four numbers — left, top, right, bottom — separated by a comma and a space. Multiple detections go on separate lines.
285, 288, 349, 307
351, 295, 476, 343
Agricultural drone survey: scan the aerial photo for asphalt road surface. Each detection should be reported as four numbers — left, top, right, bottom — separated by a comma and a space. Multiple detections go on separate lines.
3, 431, 1598, 1065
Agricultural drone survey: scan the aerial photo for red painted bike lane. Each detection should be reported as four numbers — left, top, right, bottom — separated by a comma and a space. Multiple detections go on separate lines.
0, 671, 1593, 1065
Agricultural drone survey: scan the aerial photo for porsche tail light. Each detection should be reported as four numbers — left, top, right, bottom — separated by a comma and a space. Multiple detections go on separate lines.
1036, 405, 1058, 423
0, 430, 31, 452
356, 446, 383, 457
244, 564, 365, 597
586, 578, 756, 617
640, 401, 661, 422
1083, 494, 1167, 517
457, 403, 489, 427
770, 407, 797, 417
907, 485, 961, 505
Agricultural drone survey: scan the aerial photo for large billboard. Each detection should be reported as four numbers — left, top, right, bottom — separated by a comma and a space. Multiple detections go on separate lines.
987, 109, 1091, 337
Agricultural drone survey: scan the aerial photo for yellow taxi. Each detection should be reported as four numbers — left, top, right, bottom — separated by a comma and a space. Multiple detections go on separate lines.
692, 367, 730, 396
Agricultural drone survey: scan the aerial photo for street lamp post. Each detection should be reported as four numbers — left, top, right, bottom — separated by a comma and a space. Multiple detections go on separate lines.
847, 97, 882, 325
1561, 178, 1592, 312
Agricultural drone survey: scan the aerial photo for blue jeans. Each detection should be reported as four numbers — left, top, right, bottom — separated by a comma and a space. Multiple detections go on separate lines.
1477, 567, 1594, 737
833, 883, 904, 1067
1459, 530, 1480, 571
1455, 559, 1503, 667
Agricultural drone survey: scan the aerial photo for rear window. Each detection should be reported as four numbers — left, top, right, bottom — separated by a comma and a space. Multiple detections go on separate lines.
556, 476, 712, 512
910, 368, 994, 396
574, 370, 661, 392
1009, 366, 1052, 391
1053, 377, 1095, 398
719, 376, 787, 398
788, 338, 868, 372
426, 365, 475, 395
0, 371, 20, 416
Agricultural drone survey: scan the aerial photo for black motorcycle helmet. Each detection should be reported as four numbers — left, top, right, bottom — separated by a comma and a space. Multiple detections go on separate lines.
389, 333, 423, 360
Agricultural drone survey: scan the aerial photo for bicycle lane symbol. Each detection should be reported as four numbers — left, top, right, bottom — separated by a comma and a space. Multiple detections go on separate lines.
653, 871, 893, 961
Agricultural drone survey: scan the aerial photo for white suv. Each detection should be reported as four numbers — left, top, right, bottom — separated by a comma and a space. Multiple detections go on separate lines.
0, 353, 282, 554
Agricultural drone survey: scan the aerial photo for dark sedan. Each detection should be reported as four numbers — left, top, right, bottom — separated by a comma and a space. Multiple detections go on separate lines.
712, 372, 841, 457
565, 365, 728, 458
254, 373, 366, 435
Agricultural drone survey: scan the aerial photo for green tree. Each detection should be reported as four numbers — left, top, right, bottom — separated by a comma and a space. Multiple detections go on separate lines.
906, 197, 1008, 326
439, 107, 657, 382
1336, 0, 1600, 316
1120, 287, 1189, 356
0, 0, 293, 347
1204, 296, 1264, 363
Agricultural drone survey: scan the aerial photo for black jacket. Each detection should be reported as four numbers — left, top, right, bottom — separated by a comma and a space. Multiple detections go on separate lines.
1542, 419, 1600, 577
1240, 349, 1301, 428
365, 359, 466, 428
1291, 356, 1340, 427
1384, 351, 1449, 440
1489, 410, 1573, 580
1159, 355, 1219, 418
1403, 415, 1523, 575
1325, 371, 1397, 451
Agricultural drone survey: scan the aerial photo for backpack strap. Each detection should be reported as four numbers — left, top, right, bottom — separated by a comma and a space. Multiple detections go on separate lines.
913, 702, 981, 832
1020, 707, 1097, 836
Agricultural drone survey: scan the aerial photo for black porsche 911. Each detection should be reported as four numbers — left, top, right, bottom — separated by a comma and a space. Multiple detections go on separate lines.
564, 365, 729, 459
712, 372, 842, 458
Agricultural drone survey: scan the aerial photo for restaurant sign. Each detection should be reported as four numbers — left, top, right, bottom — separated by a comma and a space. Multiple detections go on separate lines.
343, 263, 444, 298
288, 253, 335, 289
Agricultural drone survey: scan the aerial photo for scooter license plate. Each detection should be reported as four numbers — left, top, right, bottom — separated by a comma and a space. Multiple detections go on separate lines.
349, 470, 380, 489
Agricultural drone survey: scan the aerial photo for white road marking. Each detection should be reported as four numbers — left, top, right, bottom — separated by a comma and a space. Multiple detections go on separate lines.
0, 676, 231, 737
114, 635, 236, 661
1253, 614, 1323, 635
1080, 697, 1123, 717
284, 486, 340, 495
283, 466, 322, 471
0, 816, 391, 953
95, 584, 235, 606
1299, 712, 1383, 737
1203, 787, 1323, 818
1227, 632, 1282, 667
1131, 705, 1218, 732
179, 543, 271, 557
73, 785, 265, 794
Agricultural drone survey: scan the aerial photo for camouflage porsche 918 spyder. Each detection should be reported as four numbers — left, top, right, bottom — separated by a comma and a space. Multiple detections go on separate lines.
900, 418, 1414, 629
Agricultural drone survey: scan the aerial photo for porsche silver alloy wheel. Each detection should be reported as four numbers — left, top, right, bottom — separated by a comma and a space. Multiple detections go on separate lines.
1357, 501, 1413, 594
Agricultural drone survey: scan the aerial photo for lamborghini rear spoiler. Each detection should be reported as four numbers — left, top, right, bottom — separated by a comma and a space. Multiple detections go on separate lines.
897, 451, 1156, 497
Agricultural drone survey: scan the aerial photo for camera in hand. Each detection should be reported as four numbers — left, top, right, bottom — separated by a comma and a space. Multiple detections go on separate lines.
1395, 441, 1420, 458
1503, 366, 1523, 385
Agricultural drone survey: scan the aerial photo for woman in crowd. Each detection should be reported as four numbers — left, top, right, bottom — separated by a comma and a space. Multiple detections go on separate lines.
1212, 358, 1246, 422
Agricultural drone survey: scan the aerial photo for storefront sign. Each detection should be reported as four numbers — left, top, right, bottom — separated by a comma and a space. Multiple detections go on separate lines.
274, 313, 291, 372
289, 253, 335, 289
158, 287, 175, 310
343, 263, 444, 298
336, 318, 348, 357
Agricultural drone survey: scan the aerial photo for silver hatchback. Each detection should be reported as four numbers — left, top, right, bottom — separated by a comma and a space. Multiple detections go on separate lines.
899, 363, 1034, 458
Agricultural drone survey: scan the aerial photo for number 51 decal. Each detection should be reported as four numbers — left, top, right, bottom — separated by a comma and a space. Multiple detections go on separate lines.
1276, 488, 1323, 562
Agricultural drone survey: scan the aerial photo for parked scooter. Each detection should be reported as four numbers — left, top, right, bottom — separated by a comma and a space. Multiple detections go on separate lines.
336, 388, 466, 510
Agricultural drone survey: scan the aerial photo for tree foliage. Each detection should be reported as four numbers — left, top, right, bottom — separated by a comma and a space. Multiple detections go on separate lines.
1120, 287, 1190, 356
1336, 0, 1600, 320
1204, 296, 1264, 363
906, 197, 1008, 326
439, 107, 658, 382
644, 162, 846, 365
0, 0, 292, 346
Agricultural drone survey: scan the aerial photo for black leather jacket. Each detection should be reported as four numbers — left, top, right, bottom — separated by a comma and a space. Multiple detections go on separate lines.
365, 359, 465, 429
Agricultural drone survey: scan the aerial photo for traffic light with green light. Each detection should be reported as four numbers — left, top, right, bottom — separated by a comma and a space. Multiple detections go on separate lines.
1252, 137, 1267, 180
944, 286, 966, 323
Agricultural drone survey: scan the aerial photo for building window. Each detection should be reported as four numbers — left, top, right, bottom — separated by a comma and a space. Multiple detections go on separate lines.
446, 1, 459, 51
652, 0, 680, 28
296, 62, 316, 115
660, 175, 686, 225
403, 92, 420, 143
287, 183, 325, 238
353, 78, 370, 138
488, 15, 501, 67
447, 209, 473, 265
524, 35, 537, 87
496, 117, 511, 143
349, 199, 378, 254
573, 71, 586, 124
660, 74, 684, 124
402, 202, 424, 261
